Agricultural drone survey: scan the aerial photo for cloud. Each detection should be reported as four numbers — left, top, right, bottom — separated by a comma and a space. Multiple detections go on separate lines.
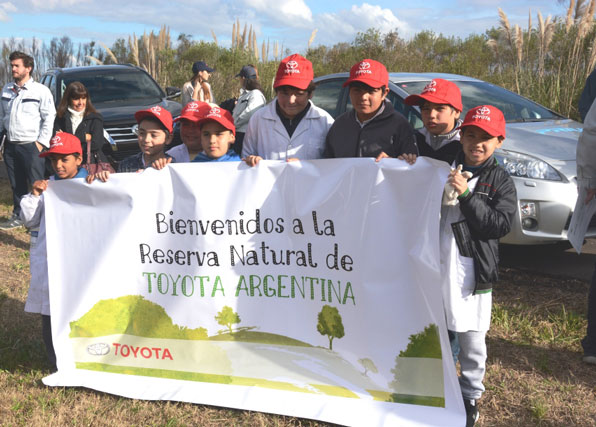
0, 2, 17, 21
242, 0, 313, 26
314, 3, 409, 46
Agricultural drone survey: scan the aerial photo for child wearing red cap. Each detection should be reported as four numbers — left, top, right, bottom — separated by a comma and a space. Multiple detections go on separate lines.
167, 101, 210, 162
152, 106, 240, 169
20, 132, 89, 371
323, 59, 417, 161
441, 105, 516, 426
242, 53, 334, 166
192, 106, 241, 162
404, 78, 463, 164
87, 106, 174, 182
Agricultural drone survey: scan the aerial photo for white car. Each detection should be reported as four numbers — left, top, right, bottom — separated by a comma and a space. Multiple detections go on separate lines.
312, 72, 592, 245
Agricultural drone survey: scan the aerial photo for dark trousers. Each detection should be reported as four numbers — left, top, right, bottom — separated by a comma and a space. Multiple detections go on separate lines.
42, 314, 57, 371
3, 141, 46, 216
233, 132, 245, 156
582, 260, 596, 355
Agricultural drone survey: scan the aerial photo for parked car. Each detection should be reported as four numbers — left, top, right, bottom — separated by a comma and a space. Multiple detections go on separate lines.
312, 72, 594, 245
40, 64, 182, 163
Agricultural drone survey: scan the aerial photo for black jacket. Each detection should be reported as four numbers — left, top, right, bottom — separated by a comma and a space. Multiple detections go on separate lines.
415, 130, 461, 165
454, 152, 517, 293
54, 111, 107, 164
324, 100, 417, 158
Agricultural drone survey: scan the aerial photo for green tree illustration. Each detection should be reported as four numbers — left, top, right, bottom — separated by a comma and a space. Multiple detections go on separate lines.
317, 305, 345, 350
390, 323, 441, 391
358, 357, 378, 377
215, 305, 241, 334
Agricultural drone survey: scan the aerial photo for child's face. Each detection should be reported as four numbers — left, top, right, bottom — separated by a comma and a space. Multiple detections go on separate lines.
200, 121, 235, 159
421, 102, 460, 135
180, 120, 202, 152
276, 86, 312, 119
460, 126, 503, 166
349, 83, 389, 121
49, 153, 82, 179
138, 119, 171, 157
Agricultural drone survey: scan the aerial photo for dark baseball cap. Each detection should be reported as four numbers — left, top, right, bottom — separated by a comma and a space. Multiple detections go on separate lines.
192, 61, 214, 74
236, 65, 257, 79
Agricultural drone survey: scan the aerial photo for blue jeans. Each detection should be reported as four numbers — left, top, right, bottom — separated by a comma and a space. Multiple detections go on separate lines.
582, 260, 596, 355
3, 141, 46, 216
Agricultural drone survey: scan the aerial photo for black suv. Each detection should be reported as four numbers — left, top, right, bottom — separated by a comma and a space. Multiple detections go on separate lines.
40, 64, 182, 162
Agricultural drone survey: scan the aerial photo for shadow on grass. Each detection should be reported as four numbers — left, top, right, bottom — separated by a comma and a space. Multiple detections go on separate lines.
0, 229, 29, 251
486, 335, 596, 390
0, 295, 51, 373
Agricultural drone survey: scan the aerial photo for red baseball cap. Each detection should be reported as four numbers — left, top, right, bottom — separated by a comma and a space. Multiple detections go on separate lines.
174, 101, 210, 123
460, 105, 506, 138
343, 59, 389, 89
404, 78, 463, 112
273, 54, 314, 90
40, 132, 82, 157
197, 106, 236, 136
134, 105, 173, 133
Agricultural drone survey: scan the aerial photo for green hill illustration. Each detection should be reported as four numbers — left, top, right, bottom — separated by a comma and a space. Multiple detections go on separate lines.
69, 295, 208, 340
210, 330, 313, 347
69, 296, 443, 407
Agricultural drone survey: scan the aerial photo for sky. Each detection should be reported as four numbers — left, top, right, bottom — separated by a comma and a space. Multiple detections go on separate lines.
0, 1, 570, 53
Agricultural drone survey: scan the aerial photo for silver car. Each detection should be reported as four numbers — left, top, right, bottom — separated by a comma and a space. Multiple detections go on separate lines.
312, 72, 593, 245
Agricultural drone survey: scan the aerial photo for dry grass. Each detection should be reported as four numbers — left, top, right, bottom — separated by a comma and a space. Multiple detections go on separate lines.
1, 176, 596, 425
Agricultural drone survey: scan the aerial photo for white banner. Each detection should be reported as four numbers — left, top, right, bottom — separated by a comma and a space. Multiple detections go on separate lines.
42, 158, 465, 426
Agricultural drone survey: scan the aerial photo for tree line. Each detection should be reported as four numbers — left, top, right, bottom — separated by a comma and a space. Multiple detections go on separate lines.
2, 1, 595, 121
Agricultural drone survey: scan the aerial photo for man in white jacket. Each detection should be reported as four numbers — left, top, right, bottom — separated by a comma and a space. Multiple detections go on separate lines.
578, 99, 596, 365
242, 54, 333, 165
0, 51, 55, 229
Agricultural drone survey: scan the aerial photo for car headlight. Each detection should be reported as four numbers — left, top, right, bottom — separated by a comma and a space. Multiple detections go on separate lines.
494, 150, 563, 181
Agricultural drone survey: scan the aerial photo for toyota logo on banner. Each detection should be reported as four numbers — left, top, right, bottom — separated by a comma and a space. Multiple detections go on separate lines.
359, 61, 371, 70
477, 106, 491, 116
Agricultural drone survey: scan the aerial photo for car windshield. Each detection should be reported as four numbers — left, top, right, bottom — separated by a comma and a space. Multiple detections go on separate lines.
60, 69, 164, 106
395, 80, 563, 122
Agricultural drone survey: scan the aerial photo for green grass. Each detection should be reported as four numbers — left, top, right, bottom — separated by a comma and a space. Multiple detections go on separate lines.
491, 302, 585, 349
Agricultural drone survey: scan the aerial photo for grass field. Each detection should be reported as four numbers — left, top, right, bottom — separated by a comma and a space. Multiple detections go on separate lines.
1, 176, 595, 426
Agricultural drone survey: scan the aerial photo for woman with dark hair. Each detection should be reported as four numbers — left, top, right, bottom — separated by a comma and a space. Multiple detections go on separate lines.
54, 81, 107, 164
232, 65, 266, 155
182, 61, 215, 105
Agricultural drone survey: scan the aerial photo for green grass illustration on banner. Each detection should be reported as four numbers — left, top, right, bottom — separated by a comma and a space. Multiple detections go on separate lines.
69, 296, 444, 407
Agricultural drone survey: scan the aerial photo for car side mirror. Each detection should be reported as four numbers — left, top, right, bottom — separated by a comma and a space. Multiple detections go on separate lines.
166, 86, 181, 99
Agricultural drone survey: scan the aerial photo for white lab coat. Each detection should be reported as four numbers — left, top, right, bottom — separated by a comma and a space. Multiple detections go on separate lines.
242, 99, 334, 160
440, 176, 492, 332
20, 192, 50, 315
